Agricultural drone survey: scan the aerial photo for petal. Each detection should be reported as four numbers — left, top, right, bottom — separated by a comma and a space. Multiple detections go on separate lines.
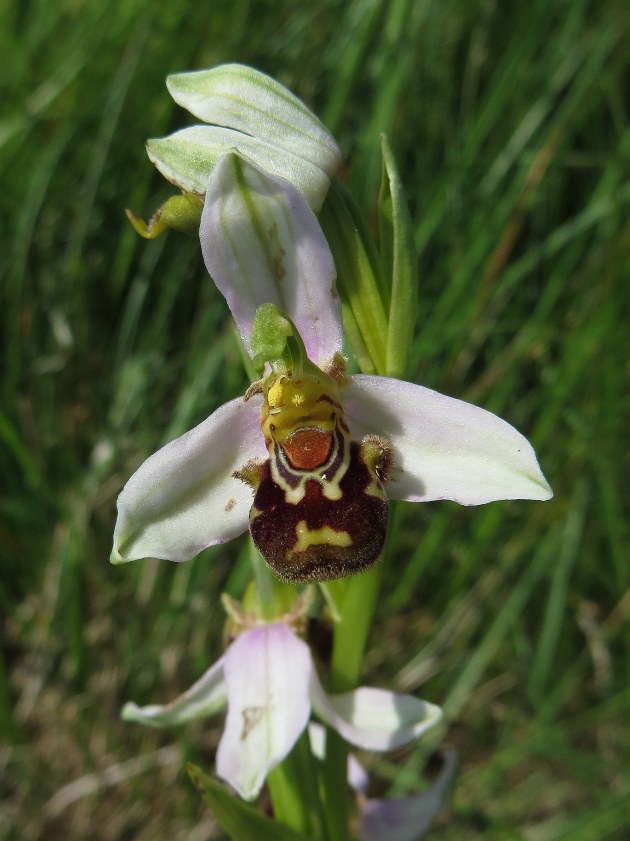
111, 396, 265, 563
310, 673, 442, 751
344, 375, 553, 504
359, 750, 458, 841
147, 126, 332, 212
349, 751, 371, 795
200, 152, 343, 367
166, 64, 341, 178
217, 624, 311, 801
121, 656, 227, 727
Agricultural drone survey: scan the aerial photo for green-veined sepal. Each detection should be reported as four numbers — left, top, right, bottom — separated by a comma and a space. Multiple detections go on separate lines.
166, 64, 341, 178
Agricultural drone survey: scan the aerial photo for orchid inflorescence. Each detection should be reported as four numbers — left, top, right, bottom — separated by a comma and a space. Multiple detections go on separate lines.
113, 64, 551, 840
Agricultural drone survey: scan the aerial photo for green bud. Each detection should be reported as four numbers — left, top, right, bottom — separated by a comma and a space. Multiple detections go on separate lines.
125, 192, 203, 239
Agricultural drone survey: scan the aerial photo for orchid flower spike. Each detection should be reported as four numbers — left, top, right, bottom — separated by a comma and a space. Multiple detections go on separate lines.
122, 622, 441, 801
111, 152, 552, 581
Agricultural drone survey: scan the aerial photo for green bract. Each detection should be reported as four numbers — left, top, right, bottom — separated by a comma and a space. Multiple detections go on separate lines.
319, 137, 418, 379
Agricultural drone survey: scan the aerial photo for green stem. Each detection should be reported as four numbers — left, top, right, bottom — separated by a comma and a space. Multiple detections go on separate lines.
329, 564, 383, 692
320, 728, 351, 841
321, 562, 384, 840
249, 540, 295, 622
267, 731, 328, 839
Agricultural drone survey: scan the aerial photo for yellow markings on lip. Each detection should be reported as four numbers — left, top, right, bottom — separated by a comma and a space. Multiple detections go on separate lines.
262, 371, 341, 439
267, 376, 314, 411
290, 520, 352, 558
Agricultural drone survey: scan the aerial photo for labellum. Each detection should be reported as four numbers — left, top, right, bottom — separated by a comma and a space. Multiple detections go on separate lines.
236, 335, 392, 583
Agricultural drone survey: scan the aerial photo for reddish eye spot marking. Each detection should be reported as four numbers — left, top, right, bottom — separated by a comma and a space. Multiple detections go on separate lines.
249, 441, 390, 583
281, 428, 333, 470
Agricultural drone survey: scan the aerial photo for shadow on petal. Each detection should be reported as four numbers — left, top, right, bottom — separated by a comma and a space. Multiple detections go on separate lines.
344, 375, 552, 505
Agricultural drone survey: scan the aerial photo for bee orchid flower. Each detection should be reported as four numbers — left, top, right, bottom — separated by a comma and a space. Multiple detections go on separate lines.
111, 152, 552, 580
122, 622, 442, 801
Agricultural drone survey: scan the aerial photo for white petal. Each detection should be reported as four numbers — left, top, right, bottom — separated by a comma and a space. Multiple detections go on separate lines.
310, 673, 442, 752
122, 656, 227, 727
359, 750, 458, 841
166, 64, 341, 178
307, 720, 327, 760
147, 125, 331, 212
201, 153, 343, 367
217, 624, 311, 801
344, 375, 553, 504
348, 751, 371, 795
111, 396, 264, 563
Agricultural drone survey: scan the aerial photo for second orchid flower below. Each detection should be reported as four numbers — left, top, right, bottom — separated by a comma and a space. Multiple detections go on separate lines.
123, 621, 441, 801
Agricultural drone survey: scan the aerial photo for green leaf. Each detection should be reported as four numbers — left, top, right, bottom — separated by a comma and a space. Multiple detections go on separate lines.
379, 134, 418, 380
187, 763, 311, 841
266, 732, 327, 840
319, 179, 388, 375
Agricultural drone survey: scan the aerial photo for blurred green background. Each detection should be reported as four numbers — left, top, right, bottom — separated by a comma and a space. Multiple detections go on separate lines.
1, 0, 628, 838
